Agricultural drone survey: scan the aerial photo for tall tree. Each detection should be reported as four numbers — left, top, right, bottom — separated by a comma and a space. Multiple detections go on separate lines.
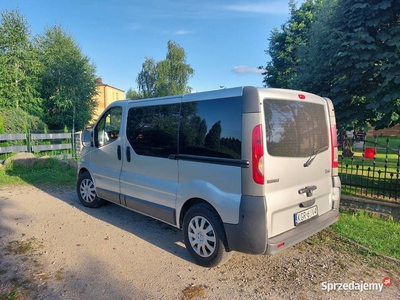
0, 9, 42, 115
261, 0, 322, 88
292, 0, 400, 129
134, 40, 194, 98
126, 88, 143, 100
36, 25, 98, 130
329, 0, 400, 129
136, 57, 157, 98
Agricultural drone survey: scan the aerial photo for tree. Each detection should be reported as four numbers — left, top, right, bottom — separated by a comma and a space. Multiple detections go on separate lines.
0, 9, 42, 116
292, 0, 400, 129
36, 25, 98, 130
328, 0, 400, 129
126, 88, 142, 100
134, 40, 194, 98
261, 0, 322, 88
136, 57, 157, 98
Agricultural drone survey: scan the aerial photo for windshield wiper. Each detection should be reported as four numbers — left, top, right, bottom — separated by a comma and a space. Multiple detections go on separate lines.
303, 146, 329, 167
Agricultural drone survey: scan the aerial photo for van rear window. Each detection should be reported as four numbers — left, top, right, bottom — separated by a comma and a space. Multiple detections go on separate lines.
263, 99, 328, 157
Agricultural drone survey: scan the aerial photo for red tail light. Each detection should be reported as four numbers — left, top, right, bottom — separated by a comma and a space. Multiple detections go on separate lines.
330, 125, 338, 168
252, 124, 264, 184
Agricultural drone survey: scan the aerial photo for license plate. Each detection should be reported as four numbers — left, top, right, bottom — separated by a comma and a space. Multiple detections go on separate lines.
294, 206, 318, 226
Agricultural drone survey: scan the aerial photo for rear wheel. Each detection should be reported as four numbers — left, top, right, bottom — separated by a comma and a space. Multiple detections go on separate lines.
77, 172, 105, 208
183, 203, 231, 267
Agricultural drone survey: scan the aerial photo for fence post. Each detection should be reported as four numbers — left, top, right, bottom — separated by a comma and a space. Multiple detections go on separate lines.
27, 129, 31, 153
71, 129, 75, 159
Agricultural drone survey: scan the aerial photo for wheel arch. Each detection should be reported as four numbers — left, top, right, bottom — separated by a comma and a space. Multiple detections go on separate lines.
78, 167, 90, 177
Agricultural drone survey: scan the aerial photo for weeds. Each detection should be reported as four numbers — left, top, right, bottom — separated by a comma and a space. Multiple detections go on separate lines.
4, 238, 36, 255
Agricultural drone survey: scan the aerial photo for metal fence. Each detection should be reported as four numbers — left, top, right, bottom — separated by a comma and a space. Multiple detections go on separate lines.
338, 136, 400, 202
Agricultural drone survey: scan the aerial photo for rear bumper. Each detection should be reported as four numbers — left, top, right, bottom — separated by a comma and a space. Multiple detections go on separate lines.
265, 209, 339, 255
224, 194, 340, 255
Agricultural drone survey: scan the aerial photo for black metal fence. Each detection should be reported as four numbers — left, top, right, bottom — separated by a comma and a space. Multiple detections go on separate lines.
338, 136, 400, 202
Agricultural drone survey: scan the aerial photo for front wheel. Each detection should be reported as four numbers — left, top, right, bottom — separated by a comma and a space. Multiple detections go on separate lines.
183, 203, 231, 267
77, 172, 105, 208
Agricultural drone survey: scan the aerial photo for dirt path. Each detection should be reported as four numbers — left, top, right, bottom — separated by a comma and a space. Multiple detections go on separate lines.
0, 185, 399, 300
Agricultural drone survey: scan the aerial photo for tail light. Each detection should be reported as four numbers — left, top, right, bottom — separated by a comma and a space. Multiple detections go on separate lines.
330, 125, 338, 168
252, 124, 264, 184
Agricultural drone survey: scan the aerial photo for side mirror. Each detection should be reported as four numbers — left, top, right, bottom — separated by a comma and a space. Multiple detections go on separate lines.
82, 129, 92, 147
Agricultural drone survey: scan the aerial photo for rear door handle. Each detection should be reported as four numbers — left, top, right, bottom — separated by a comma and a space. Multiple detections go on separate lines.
298, 185, 317, 197
126, 146, 131, 162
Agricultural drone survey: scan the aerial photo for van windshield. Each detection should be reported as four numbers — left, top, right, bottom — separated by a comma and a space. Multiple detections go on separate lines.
263, 99, 328, 158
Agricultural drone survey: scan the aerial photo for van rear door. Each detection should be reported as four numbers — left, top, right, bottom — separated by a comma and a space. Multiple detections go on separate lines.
262, 90, 333, 238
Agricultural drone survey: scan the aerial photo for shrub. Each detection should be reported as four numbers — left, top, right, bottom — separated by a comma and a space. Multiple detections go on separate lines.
0, 108, 47, 133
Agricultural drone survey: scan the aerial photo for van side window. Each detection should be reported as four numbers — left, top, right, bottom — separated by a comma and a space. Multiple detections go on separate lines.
126, 104, 180, 158
94, 106, 123, 148
180, 97, 242, 159
264, 100, 328, 157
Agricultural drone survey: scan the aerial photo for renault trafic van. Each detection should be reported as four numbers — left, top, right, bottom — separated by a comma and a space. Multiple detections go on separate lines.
77, 86, 341, 267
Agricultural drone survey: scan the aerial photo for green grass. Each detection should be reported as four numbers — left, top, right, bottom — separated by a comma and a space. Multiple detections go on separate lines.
332, 209, 400, 260
0, 158, 76, 186
365, 135, 400, 149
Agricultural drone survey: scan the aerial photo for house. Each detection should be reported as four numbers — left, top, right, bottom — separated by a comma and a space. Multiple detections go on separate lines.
92, 78, 125, 121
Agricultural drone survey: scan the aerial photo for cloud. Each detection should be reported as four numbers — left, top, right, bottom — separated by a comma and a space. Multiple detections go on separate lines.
220, 3, 288, 15
232, 66, 265, 75
173, 29, 193, 35
126, 23, 141, 31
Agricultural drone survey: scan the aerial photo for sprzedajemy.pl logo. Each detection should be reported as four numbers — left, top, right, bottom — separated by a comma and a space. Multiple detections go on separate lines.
321, 277, 393, 293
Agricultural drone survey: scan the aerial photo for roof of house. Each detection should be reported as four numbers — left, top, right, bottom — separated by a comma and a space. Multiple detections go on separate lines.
96, 78, 124, 92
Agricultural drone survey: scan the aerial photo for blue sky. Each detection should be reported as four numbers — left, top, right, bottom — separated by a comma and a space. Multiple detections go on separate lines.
2, 0, 297, 94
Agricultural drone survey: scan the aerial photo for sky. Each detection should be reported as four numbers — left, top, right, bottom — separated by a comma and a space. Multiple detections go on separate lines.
1, 0, 297, 95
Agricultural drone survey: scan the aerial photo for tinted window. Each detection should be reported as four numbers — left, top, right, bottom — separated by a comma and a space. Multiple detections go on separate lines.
127, 104, 180, 158
264, 99, 328, 157
180, 97, 242, 159
94, 106, 122, 148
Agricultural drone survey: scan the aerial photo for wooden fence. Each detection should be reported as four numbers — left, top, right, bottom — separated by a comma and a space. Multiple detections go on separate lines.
0, 131, 82, 159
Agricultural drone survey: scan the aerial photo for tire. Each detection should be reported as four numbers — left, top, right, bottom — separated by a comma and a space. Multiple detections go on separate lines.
183, 203, 232, 267
77, 172, 105, 208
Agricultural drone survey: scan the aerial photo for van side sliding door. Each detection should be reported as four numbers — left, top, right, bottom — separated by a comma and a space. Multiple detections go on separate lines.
120, 99, 181, 225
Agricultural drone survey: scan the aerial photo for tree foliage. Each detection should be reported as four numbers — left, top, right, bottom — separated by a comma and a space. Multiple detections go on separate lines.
36, 25, 98, 130
263, 0, 400, 130
134, 40, 194, 98
0, 9, 42, 115
0, 9, 99, 131
126, 88, 143, 100
262, 0, 322, 88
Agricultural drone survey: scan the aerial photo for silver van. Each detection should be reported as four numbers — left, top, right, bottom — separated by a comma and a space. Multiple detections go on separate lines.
77, 86, 341, 267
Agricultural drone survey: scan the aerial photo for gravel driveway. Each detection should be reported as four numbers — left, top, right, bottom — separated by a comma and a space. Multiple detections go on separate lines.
0, 185, 399, 299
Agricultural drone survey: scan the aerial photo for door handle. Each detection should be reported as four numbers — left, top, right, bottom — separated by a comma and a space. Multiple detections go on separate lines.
126, 146, 131, 162
298, 185, 317, 197
117, 145, 121, 160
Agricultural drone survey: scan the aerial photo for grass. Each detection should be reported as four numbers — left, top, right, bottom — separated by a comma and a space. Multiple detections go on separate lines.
4, 239, 35, 255
0, 158, 76, 186
332, 209, 400, 260
365, 135, 400, 148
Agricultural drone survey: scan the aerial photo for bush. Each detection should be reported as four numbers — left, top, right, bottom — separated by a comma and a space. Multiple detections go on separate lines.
0, 108, 47, 133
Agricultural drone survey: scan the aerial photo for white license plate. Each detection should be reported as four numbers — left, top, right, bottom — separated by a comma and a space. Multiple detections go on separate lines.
294, 206, 318, 226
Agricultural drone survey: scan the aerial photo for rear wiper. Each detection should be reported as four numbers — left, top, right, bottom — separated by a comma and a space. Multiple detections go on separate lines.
303, 146, 328, 167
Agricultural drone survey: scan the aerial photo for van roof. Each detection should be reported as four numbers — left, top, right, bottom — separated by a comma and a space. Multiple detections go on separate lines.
110, 86, 324, 106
